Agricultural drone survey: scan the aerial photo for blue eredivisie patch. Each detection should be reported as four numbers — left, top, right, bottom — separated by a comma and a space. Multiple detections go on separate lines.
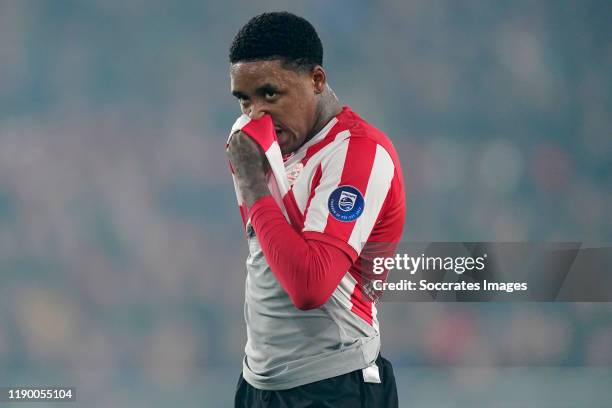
328, 185, 364, 222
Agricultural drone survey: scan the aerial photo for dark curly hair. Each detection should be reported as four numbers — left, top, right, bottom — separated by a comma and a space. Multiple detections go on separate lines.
229, 12, 323, 72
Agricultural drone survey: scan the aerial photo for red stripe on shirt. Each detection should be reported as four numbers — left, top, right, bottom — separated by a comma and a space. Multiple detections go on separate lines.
239, 203, 248, 227
322, 138, 377, 242
282, 190, 304, 231
302, 164, 323, 221
300, 122, 344, 165
349, 266, 373, 325
241, 115, 276, 152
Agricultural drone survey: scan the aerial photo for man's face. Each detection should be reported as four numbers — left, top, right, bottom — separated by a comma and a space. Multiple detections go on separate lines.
230, 60, 319, 155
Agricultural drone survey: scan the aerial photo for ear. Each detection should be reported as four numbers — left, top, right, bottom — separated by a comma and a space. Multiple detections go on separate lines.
311, 66, 326, 95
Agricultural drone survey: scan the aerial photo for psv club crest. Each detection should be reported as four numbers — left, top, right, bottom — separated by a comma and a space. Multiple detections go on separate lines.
286, 162, 304, 186
328, 185, 364, 222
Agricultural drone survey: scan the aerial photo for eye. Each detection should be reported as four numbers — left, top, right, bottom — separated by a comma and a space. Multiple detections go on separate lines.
264, 90, 277, 100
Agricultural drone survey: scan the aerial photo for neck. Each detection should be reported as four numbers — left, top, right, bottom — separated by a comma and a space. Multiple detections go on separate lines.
303, 85, 343, 145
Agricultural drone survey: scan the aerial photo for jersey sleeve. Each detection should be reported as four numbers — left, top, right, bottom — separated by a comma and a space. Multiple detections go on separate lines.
249, 195, 354, 310
301, 136, 396, 261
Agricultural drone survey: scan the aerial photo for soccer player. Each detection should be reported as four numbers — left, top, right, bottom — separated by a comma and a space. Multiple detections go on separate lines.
227, 12, 406, 407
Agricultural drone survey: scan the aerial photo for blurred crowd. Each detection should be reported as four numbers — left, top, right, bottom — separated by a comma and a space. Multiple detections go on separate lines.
0, 0, 610, 405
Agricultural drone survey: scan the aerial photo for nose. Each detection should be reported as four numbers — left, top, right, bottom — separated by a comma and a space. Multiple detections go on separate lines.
247, 102, 268, 120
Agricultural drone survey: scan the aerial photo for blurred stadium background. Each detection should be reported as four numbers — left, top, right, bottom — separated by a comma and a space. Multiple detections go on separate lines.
0, 0, 611, 406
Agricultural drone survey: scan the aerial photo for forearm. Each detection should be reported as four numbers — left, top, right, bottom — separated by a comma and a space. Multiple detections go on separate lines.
249, 196, 353, 310
227, 129, 271, 207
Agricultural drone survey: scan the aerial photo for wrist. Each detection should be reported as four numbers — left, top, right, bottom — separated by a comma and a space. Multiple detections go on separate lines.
240, 180, 271, 208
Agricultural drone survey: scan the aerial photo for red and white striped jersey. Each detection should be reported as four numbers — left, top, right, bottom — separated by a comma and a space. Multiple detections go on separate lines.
242, 106, 406, 390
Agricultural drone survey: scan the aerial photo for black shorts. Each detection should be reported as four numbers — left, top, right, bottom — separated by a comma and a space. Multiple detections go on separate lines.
234, 354, 398, 408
